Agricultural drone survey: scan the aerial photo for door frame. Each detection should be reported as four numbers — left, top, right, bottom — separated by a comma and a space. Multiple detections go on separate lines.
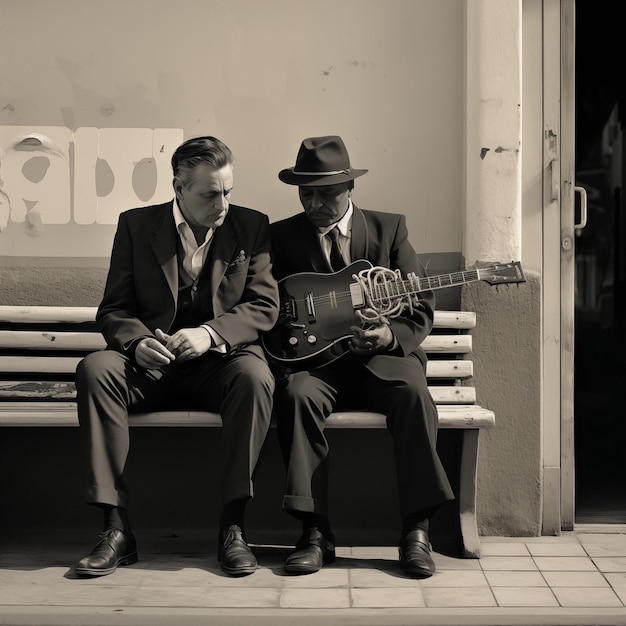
541, 0, 576, 533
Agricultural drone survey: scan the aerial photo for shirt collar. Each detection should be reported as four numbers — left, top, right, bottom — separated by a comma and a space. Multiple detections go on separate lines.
172, 199, 188, 231
172, 199, 213, 242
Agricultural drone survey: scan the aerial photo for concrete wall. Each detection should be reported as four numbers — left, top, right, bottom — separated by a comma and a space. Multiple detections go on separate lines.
0, 0, 464, 261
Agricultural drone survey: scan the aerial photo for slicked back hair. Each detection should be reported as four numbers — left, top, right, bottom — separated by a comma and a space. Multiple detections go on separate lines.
171, 136, 234, 187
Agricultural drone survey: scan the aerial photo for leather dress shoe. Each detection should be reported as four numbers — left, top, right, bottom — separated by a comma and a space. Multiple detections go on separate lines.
218, 525, 257, 576
398, 528, 435, 578
75, 528, 138, 577
284, 528, 336, 574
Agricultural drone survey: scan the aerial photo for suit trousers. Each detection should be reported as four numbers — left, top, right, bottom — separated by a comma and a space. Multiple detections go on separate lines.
275, 353, 454, 522
75, 348, 274, 509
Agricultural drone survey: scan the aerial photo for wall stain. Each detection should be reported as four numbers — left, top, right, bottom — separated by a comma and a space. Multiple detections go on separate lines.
480, 148, 490, 160
100, 104, 116, 117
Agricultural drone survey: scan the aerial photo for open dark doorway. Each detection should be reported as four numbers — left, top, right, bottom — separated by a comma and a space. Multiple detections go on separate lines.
574, 0, 626, 523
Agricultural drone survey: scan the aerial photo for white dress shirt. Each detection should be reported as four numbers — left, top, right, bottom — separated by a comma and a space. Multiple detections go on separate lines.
172, 200, 226, 353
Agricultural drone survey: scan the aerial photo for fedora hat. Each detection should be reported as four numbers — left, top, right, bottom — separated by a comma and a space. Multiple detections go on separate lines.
278, 135, 368, 186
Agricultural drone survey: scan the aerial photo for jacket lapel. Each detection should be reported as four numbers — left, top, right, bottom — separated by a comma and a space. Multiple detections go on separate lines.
208, 218, 237, 314
350, 205, 369, 262
299, 215, 330, 273
151, 201, 178, 304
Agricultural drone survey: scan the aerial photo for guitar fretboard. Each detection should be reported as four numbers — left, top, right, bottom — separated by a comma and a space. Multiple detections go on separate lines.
370, 269, 482, 302
417, 270, 480, 291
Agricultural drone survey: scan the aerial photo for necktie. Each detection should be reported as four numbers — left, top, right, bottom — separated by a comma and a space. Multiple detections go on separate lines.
327, 227, 346, 271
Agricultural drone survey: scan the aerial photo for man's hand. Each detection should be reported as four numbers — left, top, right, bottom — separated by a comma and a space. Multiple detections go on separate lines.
135, 334, 176, 369
155, 327, 213, 364
348, 311, 394, 355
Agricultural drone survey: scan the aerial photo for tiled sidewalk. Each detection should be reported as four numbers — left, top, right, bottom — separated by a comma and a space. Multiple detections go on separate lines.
1, 525, 626, 625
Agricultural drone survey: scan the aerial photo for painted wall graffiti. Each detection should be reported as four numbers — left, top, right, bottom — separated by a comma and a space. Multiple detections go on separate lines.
0, 126, 183, 258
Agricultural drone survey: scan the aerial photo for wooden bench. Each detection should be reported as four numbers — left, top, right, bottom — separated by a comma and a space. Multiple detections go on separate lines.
0, 305, 494, 557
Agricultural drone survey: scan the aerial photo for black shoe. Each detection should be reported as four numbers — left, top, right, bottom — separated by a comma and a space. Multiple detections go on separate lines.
284, 528, 336, 575
217, 525, 257, 576
398, 528, 435, 578
75, 528, 138, 577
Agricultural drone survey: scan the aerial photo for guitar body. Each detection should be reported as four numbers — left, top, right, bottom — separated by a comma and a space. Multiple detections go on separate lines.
262, 260, 373, 369
261, 258, 525, 371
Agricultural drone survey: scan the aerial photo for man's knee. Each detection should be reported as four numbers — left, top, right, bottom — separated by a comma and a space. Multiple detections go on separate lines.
76, 350, 119, 389
233, 356, 275, 397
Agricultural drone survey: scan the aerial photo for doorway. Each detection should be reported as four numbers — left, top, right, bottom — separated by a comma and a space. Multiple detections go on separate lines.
574, 0, 626, 523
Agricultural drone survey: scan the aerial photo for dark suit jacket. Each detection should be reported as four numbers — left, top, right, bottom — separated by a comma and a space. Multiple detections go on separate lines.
270, 205, 435, 377
97, 200, 279, 360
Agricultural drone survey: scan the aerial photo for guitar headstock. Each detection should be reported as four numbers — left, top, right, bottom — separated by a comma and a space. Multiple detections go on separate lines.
481, 261, 526, 285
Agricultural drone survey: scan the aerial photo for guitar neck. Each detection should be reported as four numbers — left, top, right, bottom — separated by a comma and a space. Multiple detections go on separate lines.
415, 269, 483, 292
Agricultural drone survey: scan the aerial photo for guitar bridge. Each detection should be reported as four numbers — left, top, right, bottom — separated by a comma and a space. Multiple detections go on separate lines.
349, 282, 365, 308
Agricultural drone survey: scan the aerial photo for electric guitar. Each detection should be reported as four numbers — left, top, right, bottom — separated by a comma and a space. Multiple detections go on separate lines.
261, 259, 525, 369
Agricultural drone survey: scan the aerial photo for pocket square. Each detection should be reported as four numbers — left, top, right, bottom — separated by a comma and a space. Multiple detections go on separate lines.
229, 250, 247, 268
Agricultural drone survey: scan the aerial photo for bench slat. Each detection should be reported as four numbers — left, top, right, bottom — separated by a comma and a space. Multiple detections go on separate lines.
0, 401, 495, 429
0, 356, 474, 379
0, 331, 107, 351
0, 306, 476, 329
0, 330, 471, 354
0, 382, 476, 404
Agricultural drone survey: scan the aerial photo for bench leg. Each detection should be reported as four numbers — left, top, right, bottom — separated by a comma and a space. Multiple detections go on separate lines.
458, 429, 482, 558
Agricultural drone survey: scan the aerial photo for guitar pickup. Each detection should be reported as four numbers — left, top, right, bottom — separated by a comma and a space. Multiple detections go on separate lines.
305, 292, 316, 323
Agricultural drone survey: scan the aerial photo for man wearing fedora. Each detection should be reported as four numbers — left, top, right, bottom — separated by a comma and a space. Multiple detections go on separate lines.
270, 135, 454, 577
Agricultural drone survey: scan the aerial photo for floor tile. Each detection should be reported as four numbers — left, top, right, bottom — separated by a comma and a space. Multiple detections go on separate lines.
491, 586, 559, 607
419, 569, 489, 588
350, 546, 397, 559
351, 586, 426, 607
280, 567, 350, 588
0, 584, 55, 606
484, 570, 547, 587
593, 556, 626, 572
480, 542, 530, 556
551, 586, 625, 608
435, 553, 482, 570
348, 567, 421, 588
577, 532, 626, 557
526, 542, 588, 557
279, 587, 350, 609
479, 556, 538, 571
422, 586, 496, 607
127, 585, 211, 607
605, 572, 626, 589
542, 570, 610, 587
45, 584, 137, 606
522, 532, 580, 543
533, 556, 599, 571
200, 587, 281, 608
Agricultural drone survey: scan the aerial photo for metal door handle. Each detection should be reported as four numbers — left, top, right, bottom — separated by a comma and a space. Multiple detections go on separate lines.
574, 185, 588, 230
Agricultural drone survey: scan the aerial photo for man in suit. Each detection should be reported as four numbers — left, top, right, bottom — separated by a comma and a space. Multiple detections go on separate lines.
270, 135, 454, 577
74, 136, 279, 578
